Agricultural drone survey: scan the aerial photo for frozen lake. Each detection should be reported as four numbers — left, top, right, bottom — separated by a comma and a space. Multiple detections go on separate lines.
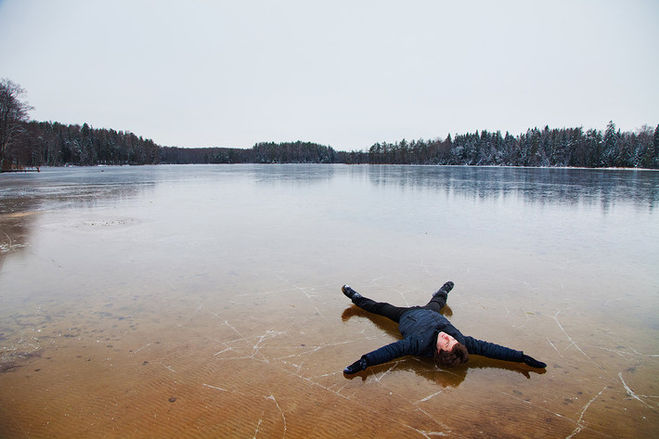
1, 164, 657, 438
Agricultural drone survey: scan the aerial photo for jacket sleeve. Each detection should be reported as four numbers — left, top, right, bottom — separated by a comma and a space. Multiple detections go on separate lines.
463, 336, 524, 362
362, 337, 420, 367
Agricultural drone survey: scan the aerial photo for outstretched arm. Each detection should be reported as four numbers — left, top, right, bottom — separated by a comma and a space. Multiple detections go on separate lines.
463, 336, 546, 368
344, 338, 419, 374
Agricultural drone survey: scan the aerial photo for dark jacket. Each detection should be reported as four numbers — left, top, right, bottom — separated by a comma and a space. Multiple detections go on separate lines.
363, 307, 524, 367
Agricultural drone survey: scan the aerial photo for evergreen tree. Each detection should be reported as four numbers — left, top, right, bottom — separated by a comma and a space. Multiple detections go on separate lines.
652, 124, 659, 168
602, 121, 619, 167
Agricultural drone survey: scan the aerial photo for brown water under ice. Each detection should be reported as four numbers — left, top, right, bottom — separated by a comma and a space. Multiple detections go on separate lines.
0, 165, 657, 438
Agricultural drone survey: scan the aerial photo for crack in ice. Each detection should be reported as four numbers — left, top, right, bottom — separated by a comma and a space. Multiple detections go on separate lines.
552, 311, 592, 360
565, 386, 606, 439
161, 364, 176, 373
252, 413, 264, 439
416, 390, 444, 403
266, 394, 287, 439
224, 320, 244, 338
202, 383, 227, 392
546, 337, 563, 357
618, 372, 653, 409
374, 362, 399, 382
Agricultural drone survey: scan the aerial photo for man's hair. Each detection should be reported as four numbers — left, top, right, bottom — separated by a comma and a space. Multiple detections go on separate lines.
434, 343, 469, 368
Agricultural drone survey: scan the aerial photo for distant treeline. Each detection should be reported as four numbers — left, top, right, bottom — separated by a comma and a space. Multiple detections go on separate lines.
19, 121, 160, 166
12, 121, 345, 166
8, 120, 659, 169
369, 123, 659, 168
160, 141, 341, 164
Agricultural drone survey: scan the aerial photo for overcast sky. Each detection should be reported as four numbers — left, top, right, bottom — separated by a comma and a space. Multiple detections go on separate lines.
1, 0, 658, 150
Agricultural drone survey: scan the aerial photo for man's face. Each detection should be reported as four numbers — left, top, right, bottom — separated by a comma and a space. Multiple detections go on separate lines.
436, 331, 458, 352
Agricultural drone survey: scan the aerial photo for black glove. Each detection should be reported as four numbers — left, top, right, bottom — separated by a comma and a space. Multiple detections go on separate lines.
343, 357, 368, 374
522, 354, 547, 369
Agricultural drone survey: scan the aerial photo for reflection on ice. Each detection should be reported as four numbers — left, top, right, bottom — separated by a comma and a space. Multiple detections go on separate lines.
367, 165, 659, 211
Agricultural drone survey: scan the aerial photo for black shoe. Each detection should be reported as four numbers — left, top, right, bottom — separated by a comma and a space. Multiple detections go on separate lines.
342, 285, 362, 300
437, 281, 454, 295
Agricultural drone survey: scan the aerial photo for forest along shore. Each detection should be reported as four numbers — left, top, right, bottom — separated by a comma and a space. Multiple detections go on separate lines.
6, 120, 659, 169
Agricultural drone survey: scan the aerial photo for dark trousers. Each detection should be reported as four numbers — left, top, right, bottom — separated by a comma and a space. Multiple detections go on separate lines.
352, 289, 448, 323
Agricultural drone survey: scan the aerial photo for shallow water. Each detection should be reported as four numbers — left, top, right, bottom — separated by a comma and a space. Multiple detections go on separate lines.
0, 164, 657, 438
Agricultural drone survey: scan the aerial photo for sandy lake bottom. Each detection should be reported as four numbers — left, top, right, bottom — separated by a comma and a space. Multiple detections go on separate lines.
0, 165, 657, 438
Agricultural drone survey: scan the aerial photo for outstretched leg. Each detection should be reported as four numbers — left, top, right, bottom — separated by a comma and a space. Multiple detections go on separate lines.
342, 285, 411, 323
423, 281, 454, 313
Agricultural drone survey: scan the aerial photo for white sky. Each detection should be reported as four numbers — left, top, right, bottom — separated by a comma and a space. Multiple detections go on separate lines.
1, 0, 658, 150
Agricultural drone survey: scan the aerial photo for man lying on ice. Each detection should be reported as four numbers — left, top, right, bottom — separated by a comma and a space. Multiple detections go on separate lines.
341, 282, 547, 374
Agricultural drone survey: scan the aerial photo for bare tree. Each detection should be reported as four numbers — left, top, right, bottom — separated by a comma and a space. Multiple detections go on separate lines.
0, 79, 33, 170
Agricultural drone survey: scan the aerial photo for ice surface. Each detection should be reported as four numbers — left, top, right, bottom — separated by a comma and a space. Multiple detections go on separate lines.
0, 165, 657, 437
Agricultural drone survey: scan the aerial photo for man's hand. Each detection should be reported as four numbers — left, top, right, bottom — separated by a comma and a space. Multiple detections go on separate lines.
343, 357, 368, 374
522, 354, 547, 368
